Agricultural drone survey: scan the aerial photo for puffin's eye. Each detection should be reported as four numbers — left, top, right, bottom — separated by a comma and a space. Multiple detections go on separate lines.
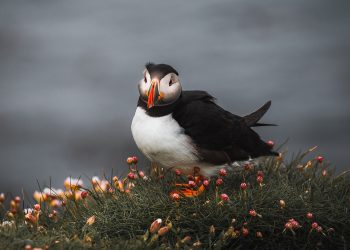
169, 79, 174, 86
144, 76, 147, 83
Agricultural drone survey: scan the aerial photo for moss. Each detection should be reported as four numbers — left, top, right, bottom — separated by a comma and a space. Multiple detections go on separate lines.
0, 149, 349, 249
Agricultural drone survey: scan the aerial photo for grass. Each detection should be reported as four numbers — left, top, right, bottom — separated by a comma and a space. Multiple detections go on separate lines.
0, 148, 349, 249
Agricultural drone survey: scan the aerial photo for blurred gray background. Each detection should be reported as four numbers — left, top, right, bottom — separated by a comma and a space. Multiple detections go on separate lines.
0, 0, 349, 195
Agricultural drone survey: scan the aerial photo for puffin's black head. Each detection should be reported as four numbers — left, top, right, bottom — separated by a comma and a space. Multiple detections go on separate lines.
138, 63, 182, 109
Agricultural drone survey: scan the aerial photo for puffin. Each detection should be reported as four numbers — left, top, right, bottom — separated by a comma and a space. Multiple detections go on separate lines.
131, 63, 278, 194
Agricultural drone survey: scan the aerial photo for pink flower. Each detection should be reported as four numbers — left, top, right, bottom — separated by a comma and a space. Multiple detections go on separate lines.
81, 191, 88, 199
216, 178, 223, 186
316, 156, 324, 163
256, 176, 264, 184
249, 209, 257, 217
33, 204, 40, 211
240, 182, 247, 190
219, 168, 227, 177
306, 212, 313, 219
220, 193, 229, 201
128, 172, 135, 180
285, 222, 293, 230
132, 156, 138, 164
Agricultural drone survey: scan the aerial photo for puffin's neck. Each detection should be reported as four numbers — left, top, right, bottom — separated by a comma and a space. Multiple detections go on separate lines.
137, 96, 181, 117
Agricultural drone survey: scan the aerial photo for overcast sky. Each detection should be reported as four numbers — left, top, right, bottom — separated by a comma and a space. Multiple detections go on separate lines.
0, 0, 349, 195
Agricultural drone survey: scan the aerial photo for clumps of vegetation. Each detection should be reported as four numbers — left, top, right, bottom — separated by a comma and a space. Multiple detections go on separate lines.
0, 147, 349, 249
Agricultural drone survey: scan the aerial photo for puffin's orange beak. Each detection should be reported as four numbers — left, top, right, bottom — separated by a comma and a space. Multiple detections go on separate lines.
147, 79, 159, 109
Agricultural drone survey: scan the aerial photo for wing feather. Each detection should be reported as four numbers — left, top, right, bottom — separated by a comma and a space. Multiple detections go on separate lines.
173, 91, 277, 164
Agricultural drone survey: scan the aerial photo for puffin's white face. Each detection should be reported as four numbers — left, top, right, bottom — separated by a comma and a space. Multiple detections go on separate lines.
138, 68, 182, 108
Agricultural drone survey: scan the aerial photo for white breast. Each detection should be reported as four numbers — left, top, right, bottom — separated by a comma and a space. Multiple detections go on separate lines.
131, 107, 199, 168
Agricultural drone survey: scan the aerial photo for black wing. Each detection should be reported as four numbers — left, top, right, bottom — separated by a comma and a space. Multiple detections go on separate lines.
172, 91, 278, 164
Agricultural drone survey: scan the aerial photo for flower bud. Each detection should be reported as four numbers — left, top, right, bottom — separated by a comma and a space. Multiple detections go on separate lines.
92, 176, 101, 186
7, 212, 14, 219
242, 227, 249, 236
306, 212, 313, 219
81, 191, 88, 199
291, 220, 300, 229
193, 240, 202, 247
249, 209, 257, 217
256, 176, 263, 184
127, 172, 135, 180
170, 192, 180, 201
157, 226, 169, 236
181, 236, 191, 244
10, 200, 18, 211
216, 178, 223, 186
149, 218, 162, 234
126, 157, 134, 165
240, 182, 247, 190
175, 169, 182, 176
203, 179, 209, 187
279, 199, 286, 209
220, 193, 229, 201
219, 168, 227, 176
132, 156, 138, 164
209, 225, 215, 235
316, 156, 324, 163
285, 222, 293, 230
34, 204, 40, 211
0, 193, 5, 203
138, 171, 145, 178
14, 196, 21, 204
33, 191, 46, 203
50, 199, 62, 208
86, 215, 96, 226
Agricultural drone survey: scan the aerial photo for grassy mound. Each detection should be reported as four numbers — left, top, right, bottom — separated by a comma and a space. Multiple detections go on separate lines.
0, 148, 349, 249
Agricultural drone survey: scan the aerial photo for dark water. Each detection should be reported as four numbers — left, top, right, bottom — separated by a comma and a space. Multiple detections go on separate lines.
0, 0, 349, 195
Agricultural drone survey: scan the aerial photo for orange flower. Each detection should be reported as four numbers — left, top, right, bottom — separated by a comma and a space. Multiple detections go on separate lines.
64, 177, 83, 191
33, 191, 46, 203
86, 215, 96, 226
157, 226, 169, 236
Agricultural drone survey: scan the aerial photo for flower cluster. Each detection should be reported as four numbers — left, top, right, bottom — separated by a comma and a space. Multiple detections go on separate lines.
142, 218, 173, 246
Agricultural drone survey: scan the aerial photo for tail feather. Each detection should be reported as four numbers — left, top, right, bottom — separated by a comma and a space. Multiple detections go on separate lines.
251, 122, 278, 127
243, 101, 274, 127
